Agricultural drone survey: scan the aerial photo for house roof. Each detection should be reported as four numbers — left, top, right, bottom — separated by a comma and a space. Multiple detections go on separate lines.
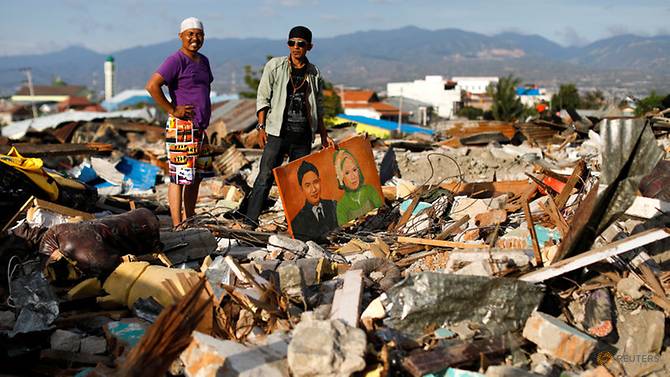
15, 85, 87, 97
340, 90, 377, 103
345, 102, 409, 116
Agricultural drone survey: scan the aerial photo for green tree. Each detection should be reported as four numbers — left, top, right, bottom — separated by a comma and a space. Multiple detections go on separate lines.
551, 84, 581, 112
581, 90, 606, 110
321, 80, 342, 122
239, 55, 273, 99
487, 75, 525, 121
455, 106, 484, 120
635, 91, 667, 116
52, 75, 67, 86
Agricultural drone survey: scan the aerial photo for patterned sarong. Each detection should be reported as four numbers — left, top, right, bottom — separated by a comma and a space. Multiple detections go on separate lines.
165, 117, 213, 185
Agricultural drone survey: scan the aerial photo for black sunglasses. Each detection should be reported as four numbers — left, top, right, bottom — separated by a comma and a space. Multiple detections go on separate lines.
287, 40, 308, 48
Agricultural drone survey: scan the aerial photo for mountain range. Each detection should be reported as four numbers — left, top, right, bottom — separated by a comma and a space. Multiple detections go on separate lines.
1, 26, 669, 97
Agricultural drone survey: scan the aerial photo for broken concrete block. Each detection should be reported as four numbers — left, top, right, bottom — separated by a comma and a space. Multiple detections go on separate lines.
615, 303, 665, 356
0, 311, 15, 330
50, 329, 81, 352
204, 255, 234, 301
454, 259, 495, 276
523, 311, 597, 365
361, 294, 387, 322
445, 250, 532, 274
306, 241, 326, 258
267, 235, 308, 257
161, 228, 218, 264
616, 276, 644, 300
329, 269, 363, 327
80, 336, 107, 355
278, 263, 304, 298
288, 318, 366, 377
180, 331, 289, 377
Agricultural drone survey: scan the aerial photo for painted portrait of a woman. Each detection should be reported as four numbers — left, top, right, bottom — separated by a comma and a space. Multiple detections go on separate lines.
333, 149, 383, 225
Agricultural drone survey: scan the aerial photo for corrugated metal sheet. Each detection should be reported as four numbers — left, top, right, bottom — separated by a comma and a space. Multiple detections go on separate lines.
2, 108, 156, 139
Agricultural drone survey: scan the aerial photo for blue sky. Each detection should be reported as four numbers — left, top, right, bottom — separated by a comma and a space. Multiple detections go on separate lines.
1, 0, 669, 56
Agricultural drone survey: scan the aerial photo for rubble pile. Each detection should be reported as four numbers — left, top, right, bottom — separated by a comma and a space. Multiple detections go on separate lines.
2, 110, 670, 377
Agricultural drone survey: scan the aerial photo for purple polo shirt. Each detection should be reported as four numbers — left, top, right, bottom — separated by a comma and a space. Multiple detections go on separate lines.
156, 50, 213, 129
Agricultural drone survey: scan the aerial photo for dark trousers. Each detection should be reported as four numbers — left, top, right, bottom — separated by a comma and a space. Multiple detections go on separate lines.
245, 133, 311, 225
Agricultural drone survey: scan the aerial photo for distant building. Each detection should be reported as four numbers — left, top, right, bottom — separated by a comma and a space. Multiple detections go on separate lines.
337, 89, 407, 122
387, 76, 461, 119
516, 85, 551, 107
384, 97, 433, 126
453, 76, 498, 95
0, 100, 32, 125
11, 85, 88, 104
104, 56, 116, 101
101, 89, 155, 111
57, 96, 105, 112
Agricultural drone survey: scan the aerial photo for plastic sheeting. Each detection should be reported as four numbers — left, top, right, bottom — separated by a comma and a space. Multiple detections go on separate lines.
383, 272, 544, 340
39, 208, 160, 275
10, 272, 59, 336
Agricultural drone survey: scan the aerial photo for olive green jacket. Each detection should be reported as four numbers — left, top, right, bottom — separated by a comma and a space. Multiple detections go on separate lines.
256, 56, 324, 140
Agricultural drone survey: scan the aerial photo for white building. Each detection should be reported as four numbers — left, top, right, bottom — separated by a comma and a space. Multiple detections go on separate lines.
452, 76, 498, 95
387, 75, 461, 118
516, 87, 552, 107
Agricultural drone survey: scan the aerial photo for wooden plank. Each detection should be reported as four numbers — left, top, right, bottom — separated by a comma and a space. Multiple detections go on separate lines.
1, 195, 34, 232
520, 228, 670, 283
440, 180, 530, 198
542, 196, 569, 236
33, 198, 95, 220
522, 195, 543, 267
402, 335, 523, 377
555, 159, 585, 210
394, 194, 421, 231
0, 143, 113, 157
396, 249, 445, 268
397, 236, 488, 249
329, 269, 363, 327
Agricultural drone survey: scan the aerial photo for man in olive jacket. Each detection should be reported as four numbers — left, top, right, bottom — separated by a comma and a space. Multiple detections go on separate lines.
245, 25, 333, 227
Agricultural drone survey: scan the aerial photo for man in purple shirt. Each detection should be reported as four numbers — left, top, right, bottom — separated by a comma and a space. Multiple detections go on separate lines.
146, 17, 214, 227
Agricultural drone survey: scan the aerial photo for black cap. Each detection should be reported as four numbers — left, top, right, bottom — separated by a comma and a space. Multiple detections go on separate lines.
289, 26, 312, 43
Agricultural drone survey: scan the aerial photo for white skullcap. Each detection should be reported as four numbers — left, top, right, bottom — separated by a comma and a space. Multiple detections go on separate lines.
180, 17, 203, 33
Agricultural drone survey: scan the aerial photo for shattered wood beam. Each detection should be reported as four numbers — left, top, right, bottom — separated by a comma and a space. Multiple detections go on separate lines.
522, 194, 543, 267
396, 249, 444, 267
402, 334, 524, 377
397, 215, 471, 256
394, 194, 421, 231
436, 215, 470, 240
0, 143, 113, 157
329, 269, 363, 327
520, 228, 670, 283
397, 236, 488, 249
542, 196, 569, 236
555, 159, 585, 210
